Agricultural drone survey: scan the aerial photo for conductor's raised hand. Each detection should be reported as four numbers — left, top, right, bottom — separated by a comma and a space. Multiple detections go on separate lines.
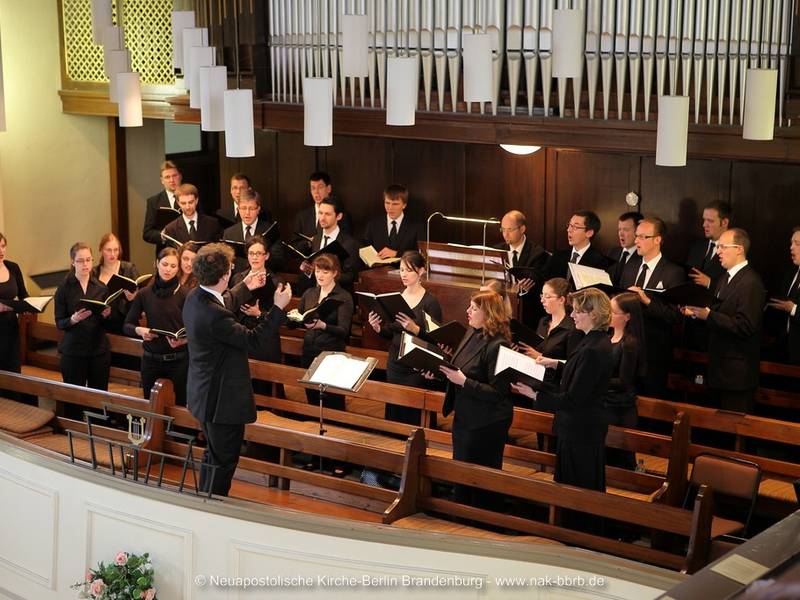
439, 365, 466, 386
244, 270, 267, 290
395, 312, 419, 335
367, 310, 382, 333
241, 300, 261, 317
273, 283, 292, 310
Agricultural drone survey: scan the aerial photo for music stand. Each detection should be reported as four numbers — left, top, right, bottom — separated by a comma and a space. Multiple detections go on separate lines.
298, 351, 377, 436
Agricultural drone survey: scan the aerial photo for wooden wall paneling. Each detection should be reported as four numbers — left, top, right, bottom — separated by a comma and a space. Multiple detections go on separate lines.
543, 148, 559, 250
639, 157, 731, 264
216, 129, 278, 215
273, 132, 318, 230
549, 150, 641, 254
107, 117, 129, 254
320, 136, 389, 239
729, 161, 800, 291
391, 139, 467, 244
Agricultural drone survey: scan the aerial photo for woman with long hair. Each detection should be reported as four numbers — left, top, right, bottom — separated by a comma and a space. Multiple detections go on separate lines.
92, 233, 140, 333
367, 250, 443, 424
54, 242, 112, 390
124, 247, 189, 406
605, 292, 647, 470
0, 233, 29, 375
178, 242, 200, 290
439, 290, 513, 507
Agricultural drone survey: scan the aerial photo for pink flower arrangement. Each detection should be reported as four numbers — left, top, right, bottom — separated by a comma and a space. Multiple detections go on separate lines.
141, 588, 156, 600
72, 551, 157, 599
114, 552, 129, 566
89, 579, 106, 597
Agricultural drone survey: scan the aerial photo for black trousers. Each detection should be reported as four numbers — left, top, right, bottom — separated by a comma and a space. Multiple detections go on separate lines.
141, 352, 188, 406
60, 352, 111, 391
555, 435, 607, 534
452, 416, 512, 508
199, 421, 245, 496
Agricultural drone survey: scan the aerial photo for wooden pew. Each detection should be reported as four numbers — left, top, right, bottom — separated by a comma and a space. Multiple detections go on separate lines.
383, 451, 715, 574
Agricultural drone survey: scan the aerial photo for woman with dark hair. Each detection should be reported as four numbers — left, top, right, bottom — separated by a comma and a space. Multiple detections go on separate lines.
438, 290, 513, 506
519, 277, 583, 389
0, 233, 29, 374
298, 253, 354, 410
124, 247, 189, 405
512, 288, 614, 496
367, 250, 442, 424
178, 242, 199, 290
605, 292, 647, 470
54, 242, 112, 390
92, 233, 140, 333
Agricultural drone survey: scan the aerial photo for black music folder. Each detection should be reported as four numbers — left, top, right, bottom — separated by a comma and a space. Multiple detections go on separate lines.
355, 291, 415, 323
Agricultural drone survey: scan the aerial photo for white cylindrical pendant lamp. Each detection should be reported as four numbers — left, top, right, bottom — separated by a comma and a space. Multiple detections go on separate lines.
91, 0, 113, 45
342, 15, 369, 77
172, 10, 196, 69
189, 46, 215, 109
224, 89, 255, 157
656, 95, 690, 167
200, 66, 227, 131
462, 33, 493, 103
182, 27, 208, 85
553, 9, 585, 78
303, 78, 333, 146
117, 72, 143, 127
743, 68, 778, 141
106, 49, 131, 102
386, 56, 418, 126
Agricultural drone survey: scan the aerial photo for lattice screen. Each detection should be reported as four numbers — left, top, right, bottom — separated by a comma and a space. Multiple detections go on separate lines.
61, 0, 175, 86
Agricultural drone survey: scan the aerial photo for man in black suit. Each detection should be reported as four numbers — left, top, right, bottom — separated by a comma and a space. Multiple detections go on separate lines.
683, 228, 765, 413
183, 243, 292, 495
545, 210, 610, 283
162, 184, 223, 245
222, 189, 284, 273
362, 184, 423, 259
294, 196, 360, 296
608, 211, 643, 286
493, 210, 549, 326
142, 160, 182, 255
621, 217, 686, 396
293, 171, 353, 241
766, 227, 800, 365
216, 173, 272, 227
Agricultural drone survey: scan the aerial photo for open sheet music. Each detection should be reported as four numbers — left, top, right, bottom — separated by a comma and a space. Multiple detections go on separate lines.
359, 245, 401, 267
494, 345, 547, 387
301, 352, 376, 392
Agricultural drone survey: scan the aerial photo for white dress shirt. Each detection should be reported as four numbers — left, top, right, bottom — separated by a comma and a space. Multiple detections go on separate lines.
387, 212, 405, 236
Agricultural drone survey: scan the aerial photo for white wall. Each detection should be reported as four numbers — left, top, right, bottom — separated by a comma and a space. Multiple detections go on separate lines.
0, 440, 682, 600
0, 0, 111, 288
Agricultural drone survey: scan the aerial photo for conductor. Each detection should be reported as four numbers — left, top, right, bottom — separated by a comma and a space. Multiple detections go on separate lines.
183, 243, 292, 496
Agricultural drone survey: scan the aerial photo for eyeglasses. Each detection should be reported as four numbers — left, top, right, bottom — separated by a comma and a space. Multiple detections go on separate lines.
248, 251, 267, 257
566, 223, 587, 231
634, 234, 657, 240
499, 227, 520, 234
717, 244, 742, 250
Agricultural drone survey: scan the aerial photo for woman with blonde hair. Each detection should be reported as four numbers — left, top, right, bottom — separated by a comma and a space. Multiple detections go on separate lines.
93, 232, 140, 333
439, 290, 513, 506
513, 287, 613, 495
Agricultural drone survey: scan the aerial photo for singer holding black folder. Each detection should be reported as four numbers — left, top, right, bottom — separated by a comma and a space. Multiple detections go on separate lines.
367, 251, 443, 424
438, 290, 513, 508
54, 242, 112, 391
0, 233, 29, 375
299, 254, 355, 410
92, 233, 140, 334
124, 248, 189, 405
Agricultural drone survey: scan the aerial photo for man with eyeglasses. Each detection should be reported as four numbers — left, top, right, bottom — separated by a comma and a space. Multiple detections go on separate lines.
493, 210, 549, 325
216, 173, 272, 227
608, 211, 643, 286
620, 217, 685, 396
766, 227, 800, 365
222, 189, 284, 274
544, 210, 609, 283
683, 228, 765, 413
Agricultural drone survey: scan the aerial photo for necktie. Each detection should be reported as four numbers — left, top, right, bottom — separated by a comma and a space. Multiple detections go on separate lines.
245, 225, 252, 240
570, 251, 579, 264
621, 250, 630, 264
322, 235, 330, 248
716, 272, 730, 298
188, 220, 197, 240
635, 263, 648, 288
512, 249, 519, 267
389, 220, 398, 245
703, 241, 717, 267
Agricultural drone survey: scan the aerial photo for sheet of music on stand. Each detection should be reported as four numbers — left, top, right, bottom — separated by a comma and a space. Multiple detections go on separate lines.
300, 352, 377, 392
494, 346, 547, 385
568, 263, 614, 289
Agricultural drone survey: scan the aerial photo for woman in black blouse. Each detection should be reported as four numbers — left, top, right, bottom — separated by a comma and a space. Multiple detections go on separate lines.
367, 251, 442, 424
124, 248, 189, 406
0, 233, 29, 374
54, 242, 112, 390
438, 290, 513, 507
92, 233, 140, 333
605, 292, 647, 470
299, 254, 354, 410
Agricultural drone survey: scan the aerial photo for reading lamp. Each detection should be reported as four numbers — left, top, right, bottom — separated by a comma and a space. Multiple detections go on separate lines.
425, 212, 500, 283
